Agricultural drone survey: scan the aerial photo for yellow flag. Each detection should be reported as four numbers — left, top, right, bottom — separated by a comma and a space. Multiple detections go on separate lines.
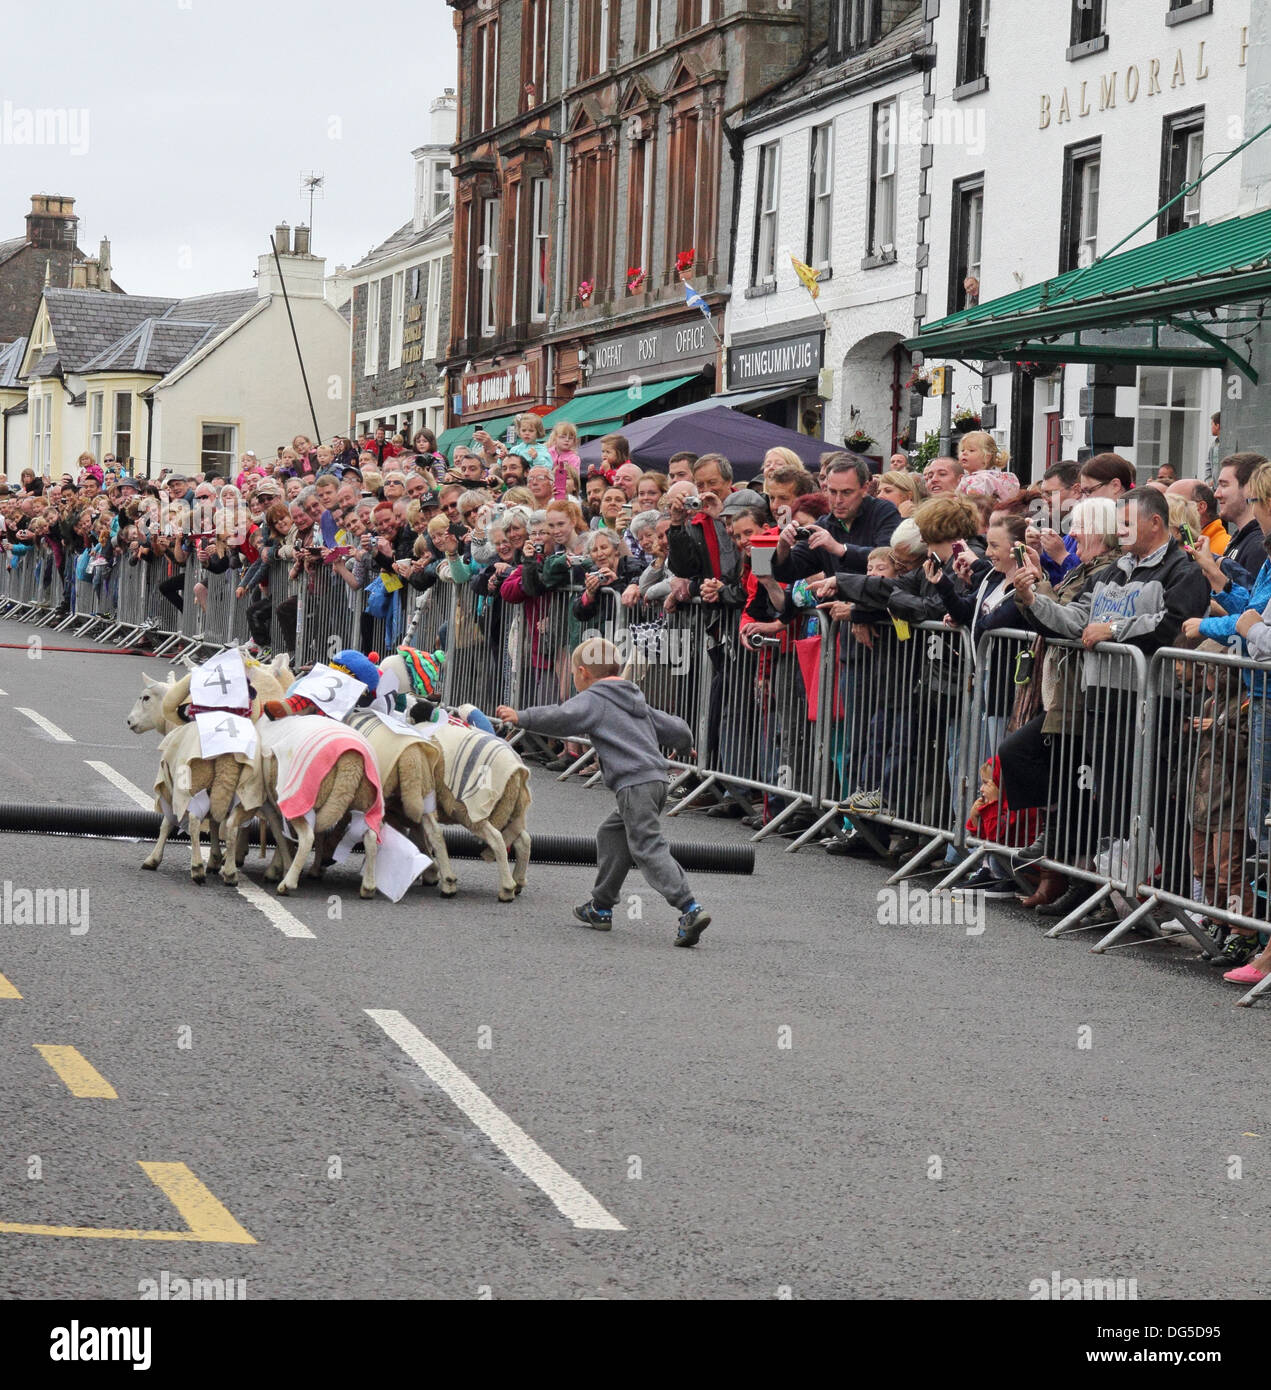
790, 254, 821, 300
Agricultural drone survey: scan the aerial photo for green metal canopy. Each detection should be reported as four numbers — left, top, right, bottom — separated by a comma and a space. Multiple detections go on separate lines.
906, 205, 1271, 383
541, 374, 698, 439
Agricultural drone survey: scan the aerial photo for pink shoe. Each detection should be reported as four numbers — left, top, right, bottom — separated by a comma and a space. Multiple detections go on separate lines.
1223, 963, 1268, 985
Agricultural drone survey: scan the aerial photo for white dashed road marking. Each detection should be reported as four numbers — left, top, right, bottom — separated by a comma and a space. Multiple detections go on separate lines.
365, 1008, 626, 1232
84, 759, 151, 808
15, 708, 74, 742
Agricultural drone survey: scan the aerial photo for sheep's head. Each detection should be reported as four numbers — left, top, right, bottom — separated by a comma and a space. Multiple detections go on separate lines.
127, 673, 170, 734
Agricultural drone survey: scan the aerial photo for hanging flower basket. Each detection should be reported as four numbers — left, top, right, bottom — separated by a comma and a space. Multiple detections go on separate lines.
844, 430, 875, 453
904, 366, 932, 396
953, 409, 981, 434
577, 280, 594, 305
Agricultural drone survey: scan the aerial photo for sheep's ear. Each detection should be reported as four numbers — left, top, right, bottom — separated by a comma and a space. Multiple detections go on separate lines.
142, 673, 162, 689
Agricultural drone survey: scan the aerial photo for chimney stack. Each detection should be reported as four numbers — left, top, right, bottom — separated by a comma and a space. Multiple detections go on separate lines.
98, 237, 111, 287
293, 224, 311, 255
27, 193, 78, 250
274, 221, 291, 255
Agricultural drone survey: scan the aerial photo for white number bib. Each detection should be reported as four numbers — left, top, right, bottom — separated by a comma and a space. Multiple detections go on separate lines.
190, 649, 249, 711
194, 711, 258, 758
289, 663, 366, 718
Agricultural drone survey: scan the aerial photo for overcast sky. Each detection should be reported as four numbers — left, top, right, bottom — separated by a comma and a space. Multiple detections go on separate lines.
3, 0, 456, 297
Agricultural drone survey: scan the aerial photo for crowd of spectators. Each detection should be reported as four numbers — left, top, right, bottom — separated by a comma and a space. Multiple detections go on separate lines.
5, 419, 1271, 974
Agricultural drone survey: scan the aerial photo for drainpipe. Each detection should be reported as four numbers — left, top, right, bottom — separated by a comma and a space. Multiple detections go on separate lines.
548, 0, 573, 339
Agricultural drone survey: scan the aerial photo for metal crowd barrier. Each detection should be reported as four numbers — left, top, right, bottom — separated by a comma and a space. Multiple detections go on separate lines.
445, 577, 516, 713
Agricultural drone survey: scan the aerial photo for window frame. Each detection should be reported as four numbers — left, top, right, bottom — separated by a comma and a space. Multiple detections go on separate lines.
751, 141, 781, 288
831, 0, 881, 58
521, 0, 550, 109
425, 256, 445, 357
1134, 364, 1206, 480
474, 18, 499, 133
113, 391, 132, 463
200, 422, 238, 476
1068, 0, 1109, 59
807, 123, 834, 271
948, 173, 985, 315
88, 390, 104, 462
1059, 137, 1102, 273
867, 99, 899, 260
480, 197, 501, 339
1159, 107, 1206, 237
388, 270, 405, 369
635, 0, 659, 55
956, 0, 988, 91
364, 279, 380, 375
531, 178, 551, 322
432, 161, 452, 220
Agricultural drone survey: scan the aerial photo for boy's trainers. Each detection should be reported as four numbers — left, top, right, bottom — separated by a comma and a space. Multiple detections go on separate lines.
675, 902, 711, 948
572, 901, 613, 931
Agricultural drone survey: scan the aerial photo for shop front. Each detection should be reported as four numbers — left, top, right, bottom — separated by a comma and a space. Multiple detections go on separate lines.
439, 354, 546, 454
724, 327, 826, 436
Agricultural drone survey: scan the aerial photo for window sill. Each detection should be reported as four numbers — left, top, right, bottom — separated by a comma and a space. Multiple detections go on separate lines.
744, 282, 778, 299
1066, 34, 1109, 61
1165, 0, 1212, 24
952, 75, 988, 101
860, 251, 897, 271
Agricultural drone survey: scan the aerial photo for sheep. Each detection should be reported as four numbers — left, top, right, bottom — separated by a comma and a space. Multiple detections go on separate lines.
126, 653, 294, 885
255, 714, 382, 898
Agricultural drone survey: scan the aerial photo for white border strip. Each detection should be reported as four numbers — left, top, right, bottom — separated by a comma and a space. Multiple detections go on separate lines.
84, 759, 152, 809
16, 707, 74, 742
365, 1009, 625, 1232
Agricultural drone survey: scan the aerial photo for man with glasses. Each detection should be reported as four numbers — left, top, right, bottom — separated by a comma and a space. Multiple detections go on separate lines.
773, 453, 901, 580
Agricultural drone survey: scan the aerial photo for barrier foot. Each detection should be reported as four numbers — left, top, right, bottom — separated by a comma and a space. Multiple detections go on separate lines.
886, 834, 947, 886
666, 775, 718, 817
556, 748, 597, 782
667, 767, 695, 795
1235, 970, 1271, 1008
786, 804, 842, 853
934, 845, 985, 893
1090, 894, 1161, 952
1045, 881, 1113, 938
751, 797, 809, 843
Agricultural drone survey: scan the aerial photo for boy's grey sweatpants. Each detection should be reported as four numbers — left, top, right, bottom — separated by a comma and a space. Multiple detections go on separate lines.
592, 780, 692, 912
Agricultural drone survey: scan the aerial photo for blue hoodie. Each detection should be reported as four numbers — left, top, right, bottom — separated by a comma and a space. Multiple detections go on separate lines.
1200, 554, 1271, 695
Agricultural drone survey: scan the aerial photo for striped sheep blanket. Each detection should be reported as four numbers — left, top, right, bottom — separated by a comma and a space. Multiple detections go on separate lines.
427, 721, 528, 825
257, 714, 384, 836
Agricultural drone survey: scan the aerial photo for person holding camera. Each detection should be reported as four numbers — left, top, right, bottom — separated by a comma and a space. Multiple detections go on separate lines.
773, 454, 900, 582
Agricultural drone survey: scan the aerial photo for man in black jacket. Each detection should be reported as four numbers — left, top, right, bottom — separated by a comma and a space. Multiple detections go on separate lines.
1214, 452, 1269, 585
771, 454, 899, 582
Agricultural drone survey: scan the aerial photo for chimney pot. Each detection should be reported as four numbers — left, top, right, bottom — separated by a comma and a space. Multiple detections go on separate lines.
293, 224, 311, 255
274, 221, 291, 255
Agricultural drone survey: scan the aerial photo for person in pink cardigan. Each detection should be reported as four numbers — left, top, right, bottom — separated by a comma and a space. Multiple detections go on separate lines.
547, 421, 582, 498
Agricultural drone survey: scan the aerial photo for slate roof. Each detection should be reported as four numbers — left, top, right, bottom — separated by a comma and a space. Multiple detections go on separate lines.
34, 286, 259, 378
352, 205, 453, 272
0, 236, 26, 268
739, 9, 927, 128
0, 336, 26, 388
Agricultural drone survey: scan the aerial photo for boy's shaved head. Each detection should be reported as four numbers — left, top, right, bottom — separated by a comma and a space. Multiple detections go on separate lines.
572, 637, 622, 678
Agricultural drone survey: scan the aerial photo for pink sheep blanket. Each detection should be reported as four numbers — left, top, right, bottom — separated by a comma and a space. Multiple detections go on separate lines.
258, 714, 384, 837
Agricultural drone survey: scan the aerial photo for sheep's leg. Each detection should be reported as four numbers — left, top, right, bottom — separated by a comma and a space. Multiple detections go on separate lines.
219, 806, 246, 885
206, 818, 224, 873
188, 815, 207, 884
142, 815, 173, 871
277, 817, 313, 895
359, 826, 378, 899
420, 813, 458, 896
474, 819, 516, 902
511, 828, 531, 894
261, 805, 292, 882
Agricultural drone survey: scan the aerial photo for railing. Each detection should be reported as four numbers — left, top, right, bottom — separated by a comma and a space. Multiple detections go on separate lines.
7, 540, 1271, 1006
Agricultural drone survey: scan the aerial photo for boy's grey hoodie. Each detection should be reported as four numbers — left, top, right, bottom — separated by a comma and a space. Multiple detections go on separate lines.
516, 679, 692, 791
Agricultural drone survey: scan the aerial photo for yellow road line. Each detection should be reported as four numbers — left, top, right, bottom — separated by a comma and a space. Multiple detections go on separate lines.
0, 972, 20, 999
0, 1162, 257, 1244
33, 1045, 118, 1098
140, 1162, 256, 1243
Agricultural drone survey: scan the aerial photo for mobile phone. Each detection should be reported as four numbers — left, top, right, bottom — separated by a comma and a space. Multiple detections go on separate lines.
952, 540, 969, 558
1180, 523, 1196, 547
1012, 542, 1027, 566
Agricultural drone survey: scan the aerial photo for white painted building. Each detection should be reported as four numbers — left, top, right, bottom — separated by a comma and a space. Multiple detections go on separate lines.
14, 230, 350, 480
914, 0, 1251, 479
727, 3, 927, 456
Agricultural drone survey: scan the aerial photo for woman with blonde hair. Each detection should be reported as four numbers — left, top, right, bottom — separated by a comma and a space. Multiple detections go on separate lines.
762, 446, 803, 479
875, 470, 927, 518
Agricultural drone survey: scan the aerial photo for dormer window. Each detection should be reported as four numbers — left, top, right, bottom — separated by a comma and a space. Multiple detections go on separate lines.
432, 161, 452, 219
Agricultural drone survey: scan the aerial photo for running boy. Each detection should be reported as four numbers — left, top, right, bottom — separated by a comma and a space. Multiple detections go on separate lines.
496, 637, 711, 946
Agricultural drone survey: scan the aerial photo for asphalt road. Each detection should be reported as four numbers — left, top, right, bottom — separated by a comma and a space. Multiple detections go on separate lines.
0, 617, 1269, 1301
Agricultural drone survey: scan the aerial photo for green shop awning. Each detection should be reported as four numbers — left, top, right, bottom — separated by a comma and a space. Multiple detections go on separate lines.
437, 415, 515, 457
906, 205, 1271, 382
542, 374, 698, 440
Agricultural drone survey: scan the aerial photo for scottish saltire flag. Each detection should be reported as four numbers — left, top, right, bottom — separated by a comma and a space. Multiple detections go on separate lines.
683, 280, 711, 319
